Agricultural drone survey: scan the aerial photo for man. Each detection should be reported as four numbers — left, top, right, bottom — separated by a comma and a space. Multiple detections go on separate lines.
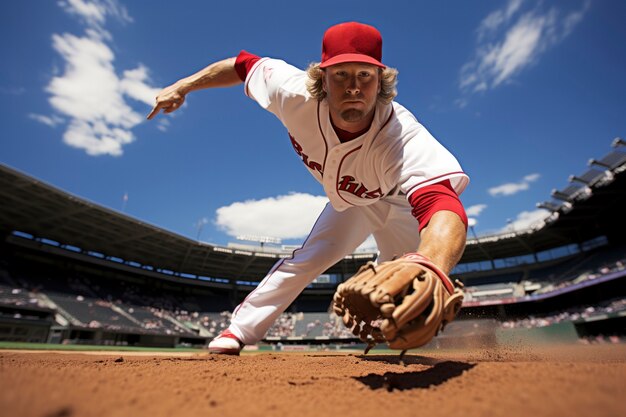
148, 22, 469, 355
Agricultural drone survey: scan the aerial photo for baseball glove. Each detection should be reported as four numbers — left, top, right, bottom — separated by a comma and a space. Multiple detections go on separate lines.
333, 253, 464, 353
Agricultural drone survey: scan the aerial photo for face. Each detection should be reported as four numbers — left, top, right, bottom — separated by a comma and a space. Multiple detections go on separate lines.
322, 63, 381, 132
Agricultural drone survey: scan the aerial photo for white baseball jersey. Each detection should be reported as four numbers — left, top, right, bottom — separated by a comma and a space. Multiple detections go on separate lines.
225, 56, 469, 345
244, 57, 469, 211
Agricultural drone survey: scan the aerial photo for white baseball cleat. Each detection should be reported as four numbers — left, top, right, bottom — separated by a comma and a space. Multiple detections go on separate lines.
208, 329, 244, 355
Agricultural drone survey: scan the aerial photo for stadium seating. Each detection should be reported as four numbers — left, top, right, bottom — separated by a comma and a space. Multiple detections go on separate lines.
47, 293, 140, 332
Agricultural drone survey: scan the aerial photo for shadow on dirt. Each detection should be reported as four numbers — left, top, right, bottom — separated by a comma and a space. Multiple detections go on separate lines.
354, 361, 475, 391
356, 354, 441, 366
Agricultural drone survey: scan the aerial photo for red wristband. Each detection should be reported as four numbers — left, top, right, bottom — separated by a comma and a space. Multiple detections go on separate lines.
401, 253, 455, 295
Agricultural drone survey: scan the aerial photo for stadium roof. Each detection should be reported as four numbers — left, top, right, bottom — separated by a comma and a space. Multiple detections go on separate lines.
0, 163, 370, 280
1, 139, 625, 281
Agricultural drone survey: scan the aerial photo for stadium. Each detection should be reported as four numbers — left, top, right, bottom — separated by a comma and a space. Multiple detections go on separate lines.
1, 138, 625, 416
3, 0, 626, 415
2, 138, 625, 348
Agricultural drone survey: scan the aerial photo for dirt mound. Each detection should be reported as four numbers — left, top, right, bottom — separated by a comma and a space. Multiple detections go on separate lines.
1, 344, 624, 417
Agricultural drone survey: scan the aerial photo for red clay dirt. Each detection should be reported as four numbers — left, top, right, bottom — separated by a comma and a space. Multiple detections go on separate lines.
1, 344, 625, 417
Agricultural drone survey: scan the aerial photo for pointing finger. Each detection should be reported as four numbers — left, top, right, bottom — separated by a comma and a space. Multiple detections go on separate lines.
146, 104, 162, 120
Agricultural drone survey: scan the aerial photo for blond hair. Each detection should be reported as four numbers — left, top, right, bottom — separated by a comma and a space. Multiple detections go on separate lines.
305, 62, 398, 104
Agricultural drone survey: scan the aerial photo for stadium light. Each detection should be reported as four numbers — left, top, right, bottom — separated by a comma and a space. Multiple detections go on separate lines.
467, 218, 480, 242
195, 217, 208, 241
236, 235, 282, 244
466, 218, 496, 269
537, 201, 572, 214
568, 175, 589, 185
612, 137, 625, 148
236, 234, 282, 250
551, 189, 571, 202
467, 217, 478, 240
588, 158, 611, 169
537, 201, 557, 212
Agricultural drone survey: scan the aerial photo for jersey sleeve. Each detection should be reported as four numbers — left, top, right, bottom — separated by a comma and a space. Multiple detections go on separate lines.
235, 50, 261, 81
243, 57, 308, 112
409, 180, 468, 232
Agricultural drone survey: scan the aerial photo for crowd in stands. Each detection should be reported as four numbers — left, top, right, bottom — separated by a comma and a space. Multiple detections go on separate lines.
464, 255, 626, 303
176, 311, 232, 338
1, 249, 624, 343
268, 312, 296, 337
175, 310, 356, 339
533, 258, 625, 295
0, 285, 44, 310
1, 269, 196, 336
265, 312, 358, 339
3, 261, 360, 340
500, 297, 625, 331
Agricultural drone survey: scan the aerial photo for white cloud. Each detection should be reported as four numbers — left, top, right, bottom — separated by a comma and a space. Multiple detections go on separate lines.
215, 193, 329, 240
460, 0, 589, 95
477, 0, 523, 40
466, 204, 488, 217
59, 0, 107, 26
63, 119, 134, 156
488, 173, 540, 197
29, 113, 65, 127
454, 98, 468, 109
156, 118, 171, 132
41, 0, 160, 156
562, 5, 587, 36
120, 66, 160, 105
489, 183, 526, 197
500, 209, 551, 232
58, 0, 132, 28
523, 173, 540, 182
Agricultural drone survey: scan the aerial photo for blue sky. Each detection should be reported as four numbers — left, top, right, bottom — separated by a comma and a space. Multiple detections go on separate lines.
1, 0, 625, 250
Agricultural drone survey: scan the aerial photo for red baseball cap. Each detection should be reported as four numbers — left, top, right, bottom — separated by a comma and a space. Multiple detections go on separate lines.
319, 22, 385, 69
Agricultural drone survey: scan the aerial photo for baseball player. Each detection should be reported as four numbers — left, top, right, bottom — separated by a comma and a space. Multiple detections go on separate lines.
148, 22, 469, 355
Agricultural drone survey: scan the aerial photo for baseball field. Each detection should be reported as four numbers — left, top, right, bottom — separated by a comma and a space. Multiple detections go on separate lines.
1, 343, 624, 417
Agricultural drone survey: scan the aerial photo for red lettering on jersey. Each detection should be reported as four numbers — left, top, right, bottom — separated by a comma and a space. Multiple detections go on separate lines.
289, 133, 323, 175
307, 160, 323, 174
354, 184, 368, 198
290, 134, 303, 156
338, 176, 382, 199
338, 175, 359, 194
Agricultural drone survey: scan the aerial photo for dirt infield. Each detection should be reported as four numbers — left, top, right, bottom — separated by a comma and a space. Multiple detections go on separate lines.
1, 344, 625, 417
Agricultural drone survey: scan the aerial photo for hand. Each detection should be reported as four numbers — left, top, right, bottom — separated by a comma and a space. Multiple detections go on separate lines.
146, 82, 188, 119
333, 253, 464, 352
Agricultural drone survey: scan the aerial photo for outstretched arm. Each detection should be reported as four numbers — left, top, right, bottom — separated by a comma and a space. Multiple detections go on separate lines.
147, 57, 241, 120
417, 210, 467, 275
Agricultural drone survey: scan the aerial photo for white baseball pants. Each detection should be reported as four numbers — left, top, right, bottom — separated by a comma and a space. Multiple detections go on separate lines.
227, 196, 420, 344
